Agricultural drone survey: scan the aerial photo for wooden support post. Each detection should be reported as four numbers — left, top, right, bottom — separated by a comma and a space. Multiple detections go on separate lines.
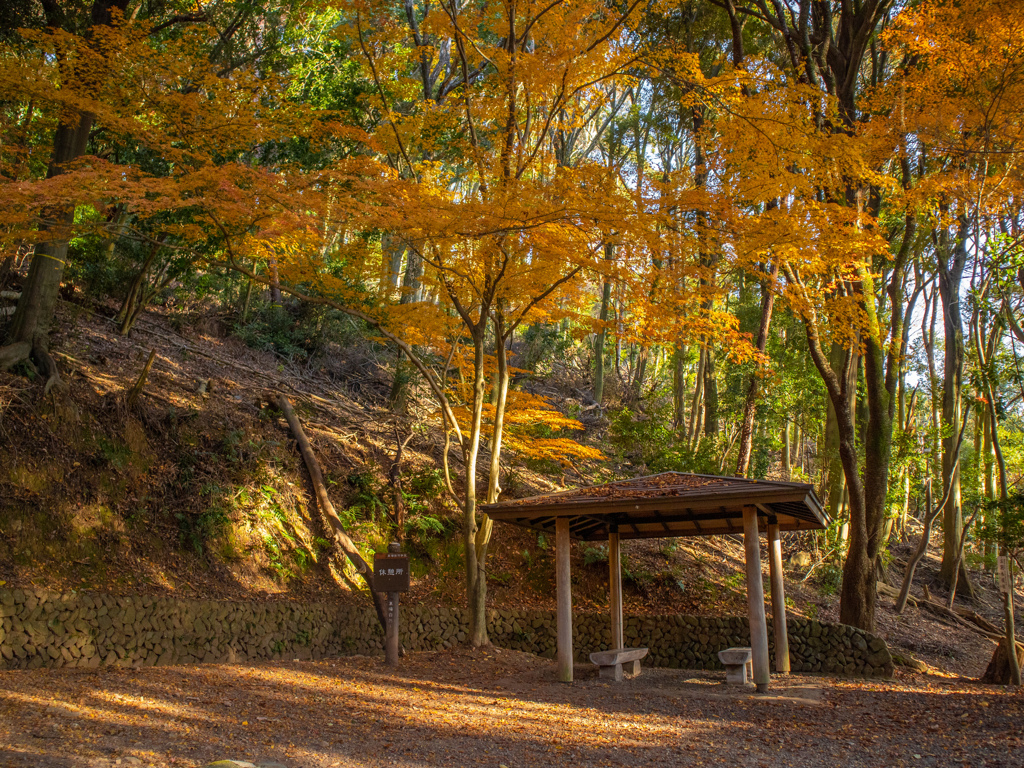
556, 517, 573, 683
609, 528, 623, 650
767, 522, 790, 674
742, 505, 770, 692
385, 592, 399, 667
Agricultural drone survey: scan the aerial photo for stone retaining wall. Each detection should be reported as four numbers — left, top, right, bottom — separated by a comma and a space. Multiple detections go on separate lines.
0, 588, 892, 677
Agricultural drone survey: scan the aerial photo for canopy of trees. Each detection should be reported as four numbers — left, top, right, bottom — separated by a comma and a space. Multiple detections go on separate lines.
2, 0, 1024, 653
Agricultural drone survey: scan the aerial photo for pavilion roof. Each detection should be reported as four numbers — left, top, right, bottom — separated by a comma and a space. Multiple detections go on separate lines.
481, 472, 828, 541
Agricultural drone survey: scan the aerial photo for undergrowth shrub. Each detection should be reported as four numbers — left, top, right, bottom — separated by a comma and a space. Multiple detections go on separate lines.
608, 405, 721, 473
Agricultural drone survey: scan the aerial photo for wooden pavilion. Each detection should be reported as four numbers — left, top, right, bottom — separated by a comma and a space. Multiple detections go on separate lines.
481, 472, 828, 692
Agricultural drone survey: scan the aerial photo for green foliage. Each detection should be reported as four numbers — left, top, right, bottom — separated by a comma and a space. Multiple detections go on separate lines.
978, 489, 1024, 555
607, 405, 722, 473
176, 483, 232, 555
97, 437, 133, 471
263, 531, 295, 580
408, 467, 446, 499
345, 471, 388, 521
404, 512, 447, 540
233, 297, 378, 363
815, 562, 844, 596
608, 406, 674, 467
583, 544, 608, 566
233, 302, 310, 361
489, 570, 513, 586
519, 322, 571, 372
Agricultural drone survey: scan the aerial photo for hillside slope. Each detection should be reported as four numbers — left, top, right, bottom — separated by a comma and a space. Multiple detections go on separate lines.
0, 300, 1016, 681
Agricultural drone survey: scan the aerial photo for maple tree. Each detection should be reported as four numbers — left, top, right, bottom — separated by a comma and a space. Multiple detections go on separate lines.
2, 0, 1023, 654
0, 2, 319, 388
303, 0, 667, 645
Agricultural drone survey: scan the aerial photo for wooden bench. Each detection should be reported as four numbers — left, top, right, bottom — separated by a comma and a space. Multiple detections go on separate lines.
589, 647, 649, 682
718, 646, 753, 685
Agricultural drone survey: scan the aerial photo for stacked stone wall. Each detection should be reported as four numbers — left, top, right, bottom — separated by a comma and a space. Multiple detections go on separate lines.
0, 588, 892, 677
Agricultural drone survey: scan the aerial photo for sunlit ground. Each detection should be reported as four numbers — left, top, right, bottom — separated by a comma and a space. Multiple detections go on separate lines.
1, 647, 1020, 768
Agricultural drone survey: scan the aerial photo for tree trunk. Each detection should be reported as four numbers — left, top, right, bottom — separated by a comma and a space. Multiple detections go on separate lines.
594, 244, 613, 405
938, 229, 968, 586
983, 400, 996, 566
782, 420, 792, 480
633, 345, 649, 402
268, 257, 284, 308
487, 315, 509, 504
381, 232, 405, 301
464, 324, 489, 647
981, 635, 1024, 685
1, 113, 95, 389
2, 0, 134, 382
688, 348, 705, 448
116, 239, 163, 335
975, 314, 1019, 685
844, 286, 899, 632
273, 393, 388, 633
823, 346, 846, 517
702, 345, 718, 438
736, 262, 778, 478
672, 342, 687, 429
388, 244, 425, 411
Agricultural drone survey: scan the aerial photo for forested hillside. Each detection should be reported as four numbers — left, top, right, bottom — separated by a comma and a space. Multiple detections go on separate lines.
1, 0, 1022, 683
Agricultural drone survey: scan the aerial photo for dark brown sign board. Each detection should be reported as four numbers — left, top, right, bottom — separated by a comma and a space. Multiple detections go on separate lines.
373, 553, 411, 592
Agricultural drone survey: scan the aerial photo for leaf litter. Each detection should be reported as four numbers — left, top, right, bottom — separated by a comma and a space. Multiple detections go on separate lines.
0, 646, 1021, 768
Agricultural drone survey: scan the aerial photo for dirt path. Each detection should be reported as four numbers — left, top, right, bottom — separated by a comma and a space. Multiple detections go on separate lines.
1, 648, 1021, 768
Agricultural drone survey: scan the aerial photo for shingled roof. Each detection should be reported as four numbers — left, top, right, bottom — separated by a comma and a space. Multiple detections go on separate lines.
481, 472, 828, 541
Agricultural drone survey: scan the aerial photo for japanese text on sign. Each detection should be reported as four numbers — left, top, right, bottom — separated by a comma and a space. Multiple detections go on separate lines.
373, 553, 410, 592
997, 555, 1011, 594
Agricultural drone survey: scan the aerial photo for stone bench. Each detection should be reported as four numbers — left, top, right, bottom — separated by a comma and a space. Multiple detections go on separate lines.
718, 646, 754, 685
589, 647, 649, 682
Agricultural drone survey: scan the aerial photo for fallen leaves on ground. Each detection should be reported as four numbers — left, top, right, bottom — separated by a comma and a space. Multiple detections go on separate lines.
1, 647, 1021, 768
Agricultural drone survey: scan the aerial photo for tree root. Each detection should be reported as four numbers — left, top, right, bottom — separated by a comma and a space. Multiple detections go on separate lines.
35, 344, 65, 396
0, 340, 65, 396
0, 341, 32, 371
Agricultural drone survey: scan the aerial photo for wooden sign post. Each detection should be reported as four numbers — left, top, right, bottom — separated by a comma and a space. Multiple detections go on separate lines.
997, 555, 1011, 594
374, 542, 410, 666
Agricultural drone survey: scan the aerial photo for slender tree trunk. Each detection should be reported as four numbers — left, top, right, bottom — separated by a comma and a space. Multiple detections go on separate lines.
672, 342, 688, 429
736, 262, 778, 477
241, 274, 254, 321
920, 283, 941, 482
983, 401, 997, 566
594, 244, 613, 404
464, 323, 489, 647
794, 420, 803, 474
388, 247, 426, 412
782, 420, 792, 480
823, 345, 847, 520
381, 233, 405, 300
487, 316, 509, 504
688, 348, 705, 447
937, 234, 967, 585
976, 317, 1020, 684
634, 345, 649, 402
268, 257, 283, 308
703, 346, 718, 438
117, 239, 162, 335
